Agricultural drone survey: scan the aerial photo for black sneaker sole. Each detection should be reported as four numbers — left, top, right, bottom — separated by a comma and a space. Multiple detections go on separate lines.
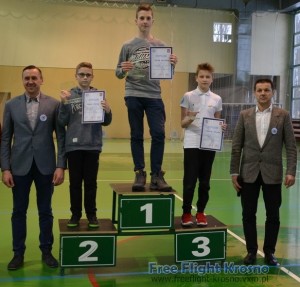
7, 263, 24, 271
150, 185, 172, 192
132, 186, 145, 192
196, 223, 208, 227
42, 261, 58, 268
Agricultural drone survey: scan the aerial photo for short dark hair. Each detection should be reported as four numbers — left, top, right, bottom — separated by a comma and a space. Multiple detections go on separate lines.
22, 65, 43, 78
196, 63, 214, 75
254, 78, 274, 91
136, 4, 153, 18
76, 62, 93, 74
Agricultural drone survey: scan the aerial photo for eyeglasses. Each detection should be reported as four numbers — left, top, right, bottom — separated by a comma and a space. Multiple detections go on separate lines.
77, 73, 93, 78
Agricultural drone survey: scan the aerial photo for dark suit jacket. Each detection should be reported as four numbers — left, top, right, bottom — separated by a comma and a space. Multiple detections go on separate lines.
1, 93, 66, 176
230, 106, 297, 184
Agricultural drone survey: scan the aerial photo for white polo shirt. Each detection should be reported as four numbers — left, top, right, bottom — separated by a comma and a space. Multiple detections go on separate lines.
180, 88, 223, 148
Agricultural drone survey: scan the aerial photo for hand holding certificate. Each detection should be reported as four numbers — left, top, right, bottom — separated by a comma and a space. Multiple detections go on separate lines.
149, 47, 173, 79
82, 90, 105, 123
200, 117, 225, 151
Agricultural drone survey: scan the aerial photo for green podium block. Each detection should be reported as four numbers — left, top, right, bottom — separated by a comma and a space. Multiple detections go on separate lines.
61, 235, 116, 267
120, 195, 174, 230
59, 219, 117, 272
174, 216, 227, 263
110, 183, 176, 234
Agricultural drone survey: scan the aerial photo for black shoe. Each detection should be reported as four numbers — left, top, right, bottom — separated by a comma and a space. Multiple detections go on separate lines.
243, 253, 256, 265
67, 215, 80, 228
132, 170, 146, 191
42, 252, 58, 268
7, 255, 24, 270
264, 253, 279, 266
150, 171, 172, 191
88, 216, 99, 228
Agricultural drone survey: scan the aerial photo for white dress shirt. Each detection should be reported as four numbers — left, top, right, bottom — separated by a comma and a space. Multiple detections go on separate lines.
255, 104, 272, 147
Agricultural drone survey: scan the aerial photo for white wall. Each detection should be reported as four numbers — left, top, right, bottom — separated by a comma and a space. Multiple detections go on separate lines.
251, 12, 292, 107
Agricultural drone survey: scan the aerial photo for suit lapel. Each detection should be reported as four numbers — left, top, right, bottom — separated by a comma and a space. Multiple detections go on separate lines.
262, 107, 280, 148
19, 94, 34, 131
247, 108, 261, 147
33, 93, 47, 131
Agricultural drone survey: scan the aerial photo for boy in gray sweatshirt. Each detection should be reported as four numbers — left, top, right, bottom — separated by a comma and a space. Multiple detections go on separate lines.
115, 4, 177, 192
58, 62, 112, 228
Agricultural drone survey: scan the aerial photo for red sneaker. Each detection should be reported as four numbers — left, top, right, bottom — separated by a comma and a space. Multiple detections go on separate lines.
196, 212, 207, 226
181, 213, 193, 226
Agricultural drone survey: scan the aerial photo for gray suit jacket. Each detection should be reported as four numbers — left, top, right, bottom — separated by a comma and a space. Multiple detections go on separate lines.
230, 106, 297, 184
1, 93, 66, 176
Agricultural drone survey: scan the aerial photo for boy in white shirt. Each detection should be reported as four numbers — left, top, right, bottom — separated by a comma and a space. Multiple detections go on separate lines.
180, 63, 225, 226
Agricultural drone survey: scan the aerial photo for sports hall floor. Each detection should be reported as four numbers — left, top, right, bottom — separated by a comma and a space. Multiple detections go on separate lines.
0, 139, 299, 287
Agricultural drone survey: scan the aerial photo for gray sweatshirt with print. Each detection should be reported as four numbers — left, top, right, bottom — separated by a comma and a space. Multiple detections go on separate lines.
115, 37, 167, 99
58, 87, 112, 153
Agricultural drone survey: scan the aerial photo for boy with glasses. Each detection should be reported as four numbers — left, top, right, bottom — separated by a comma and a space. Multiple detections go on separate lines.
58, 62, 112, 228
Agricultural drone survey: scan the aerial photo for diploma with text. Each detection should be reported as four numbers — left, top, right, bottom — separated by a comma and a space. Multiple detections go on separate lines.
82, 90, 105, 123
200, 117, 224, 151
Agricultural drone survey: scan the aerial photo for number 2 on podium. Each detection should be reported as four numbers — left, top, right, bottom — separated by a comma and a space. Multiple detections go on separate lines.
78, 241, 98, 262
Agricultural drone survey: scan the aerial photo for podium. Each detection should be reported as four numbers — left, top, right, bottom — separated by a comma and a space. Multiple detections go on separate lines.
110, 183, 227, 262
111, 183, 176, 234
59, 218, 117, 275
174, 216, 227, 262
59, 183, 227, 274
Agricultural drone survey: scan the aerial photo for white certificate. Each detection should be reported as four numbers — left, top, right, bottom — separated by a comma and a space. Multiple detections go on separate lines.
200, 117, 224, 151
82, 90, 105, 123
149, 47, 173, 79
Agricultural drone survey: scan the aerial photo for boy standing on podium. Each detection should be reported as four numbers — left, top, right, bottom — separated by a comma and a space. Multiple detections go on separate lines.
58, 62, 112, 228
180, 63, 226, 227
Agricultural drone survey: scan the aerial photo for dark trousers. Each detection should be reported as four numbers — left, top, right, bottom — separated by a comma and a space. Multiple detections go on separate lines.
182, 148, 216, 213
241, 173, 282, 255
67, 150, 100, 219
125, 97, 166, 174
12, 160, 54, 256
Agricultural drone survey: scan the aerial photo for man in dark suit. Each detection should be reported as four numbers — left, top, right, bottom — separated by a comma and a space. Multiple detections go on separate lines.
1, 65, 66, 270
230, 78, 297, 266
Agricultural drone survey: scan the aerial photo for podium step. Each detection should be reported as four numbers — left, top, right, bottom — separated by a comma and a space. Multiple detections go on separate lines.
174, 215, 227, 263
59, 219, 117, 234
110, 182, 177, 195
174, 215, 227, 232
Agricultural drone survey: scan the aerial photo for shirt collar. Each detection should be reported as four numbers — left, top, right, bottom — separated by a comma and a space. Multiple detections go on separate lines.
25, 93, 40, 103
255, 103, 272, 113
197, 87, 210, 96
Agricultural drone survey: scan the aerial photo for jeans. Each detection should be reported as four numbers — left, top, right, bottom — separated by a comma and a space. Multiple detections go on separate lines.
182, 148, 216, 213
12, 160, 54, 256
241, 173, 282, 254
67, 150, 100, 219
125, 97, 166, 174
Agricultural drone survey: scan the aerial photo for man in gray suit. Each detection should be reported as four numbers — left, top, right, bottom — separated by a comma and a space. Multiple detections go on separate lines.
230, 78, 297, 266
1, 65, 66, 270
